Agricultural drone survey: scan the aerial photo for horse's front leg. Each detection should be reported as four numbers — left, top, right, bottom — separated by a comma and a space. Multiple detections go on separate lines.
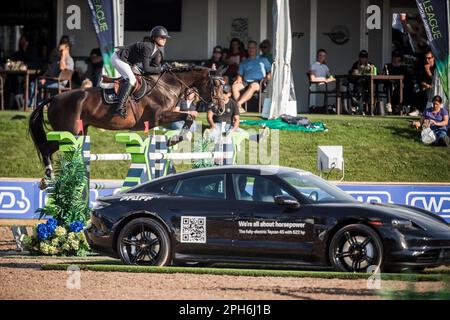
158, 112, 195, 146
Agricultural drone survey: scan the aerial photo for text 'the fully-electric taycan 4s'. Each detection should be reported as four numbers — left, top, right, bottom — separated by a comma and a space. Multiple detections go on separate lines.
85, 166, 450, 272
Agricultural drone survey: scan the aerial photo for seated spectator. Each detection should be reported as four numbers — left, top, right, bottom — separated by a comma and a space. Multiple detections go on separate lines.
6, 35, 39, 108
309, 49, 334, 84
203, 46, 228, 81
170, 87, 199, 132
33, 42, 74, 104
410, 50, 435, 116
348, 50, 377, 113
207, 84, 241, 139
48, 35, 71, 65
412, 95, 449, 146
383, 50, 409, 113
349, 50, 376, 75
224, 38, 246, 82
231, 40, 271, 112
11, 35, 39, 68
259, 39, 273, 64
206, 84, 270, 146
85, 48, 103, 87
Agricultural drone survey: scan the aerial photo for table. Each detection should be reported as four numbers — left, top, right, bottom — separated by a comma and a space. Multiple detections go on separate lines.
0, 69, 42, 111
334, 74, 404, 115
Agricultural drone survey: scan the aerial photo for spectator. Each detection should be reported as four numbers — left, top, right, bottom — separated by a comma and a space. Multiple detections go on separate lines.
231, 40, 271, 112
48, 35, 71, 64
11, 35, 38, 67
224, 38, 246, 82
382, 50, 409, 113
349, 50, 376, 75
412, 95, 449, 146
34, 42, 74, 104
411, 50, 435, 115
85, 48, 103, 87
203, 45, 227, 73
348, 50, 377, 113
259, 39, 273, 64
170, 87, 199, 132
6, 35, 39, 108
309, 49, 334, 83
207, 84, 241, 139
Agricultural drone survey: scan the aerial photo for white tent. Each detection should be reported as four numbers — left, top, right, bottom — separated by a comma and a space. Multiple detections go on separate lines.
262, 0, 297, 119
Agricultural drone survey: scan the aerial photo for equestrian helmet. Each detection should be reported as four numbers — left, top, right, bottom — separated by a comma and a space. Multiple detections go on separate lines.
150, 26, 171, 40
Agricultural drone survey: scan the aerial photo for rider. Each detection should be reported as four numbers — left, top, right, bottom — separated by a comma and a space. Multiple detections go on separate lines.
111, 26, 171, 118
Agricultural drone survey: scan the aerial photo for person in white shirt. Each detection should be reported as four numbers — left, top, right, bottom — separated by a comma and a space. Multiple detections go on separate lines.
309, 49, 334, 83
308, 49, 335, 110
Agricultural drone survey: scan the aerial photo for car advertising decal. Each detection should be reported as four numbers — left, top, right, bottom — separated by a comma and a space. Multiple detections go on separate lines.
238, 220, 306, 236
181, 216, 206, 243
119, 195, 153, 201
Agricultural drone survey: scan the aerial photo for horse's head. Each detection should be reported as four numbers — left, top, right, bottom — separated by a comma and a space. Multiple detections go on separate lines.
193, 67, 226, 115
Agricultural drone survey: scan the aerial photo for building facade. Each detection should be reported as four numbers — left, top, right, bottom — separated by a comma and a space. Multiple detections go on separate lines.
3, 0, 422, 112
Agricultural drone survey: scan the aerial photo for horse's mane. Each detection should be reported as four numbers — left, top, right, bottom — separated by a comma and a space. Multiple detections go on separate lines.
169, 62, 210, 73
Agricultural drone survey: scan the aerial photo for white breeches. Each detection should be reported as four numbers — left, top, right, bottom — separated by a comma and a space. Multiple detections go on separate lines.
111, 52, 137, 86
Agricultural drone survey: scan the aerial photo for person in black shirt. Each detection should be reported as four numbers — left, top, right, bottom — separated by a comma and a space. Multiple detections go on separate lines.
412, 50, 436, 115
111, 25, 171, 118
207, 84, 240, 138
382, 50, 410, 113
85, 48, 103, 87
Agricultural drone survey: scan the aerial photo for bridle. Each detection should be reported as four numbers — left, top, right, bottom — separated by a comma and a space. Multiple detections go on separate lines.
139, 69, 226, 115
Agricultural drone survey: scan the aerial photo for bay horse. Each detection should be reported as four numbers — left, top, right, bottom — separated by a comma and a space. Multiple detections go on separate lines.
28, 65, 225, 178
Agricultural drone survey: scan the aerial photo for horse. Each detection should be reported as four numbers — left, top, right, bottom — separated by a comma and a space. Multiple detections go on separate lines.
28, 64, 225, 178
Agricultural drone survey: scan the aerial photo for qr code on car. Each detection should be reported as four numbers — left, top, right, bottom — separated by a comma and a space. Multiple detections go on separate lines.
181, 216, 206, 243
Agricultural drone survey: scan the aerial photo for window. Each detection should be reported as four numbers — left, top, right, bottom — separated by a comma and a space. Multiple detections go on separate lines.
232, 174, 290, 203
280, 171, 355, 203
160, 180, 178, 194
174, 175, 225, 199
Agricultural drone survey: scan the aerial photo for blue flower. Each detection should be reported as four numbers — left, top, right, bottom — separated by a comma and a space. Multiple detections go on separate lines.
69, 221, 84, 233
36, 218, 59, 241
46, 218, 58, 233
37, 223, 51, 240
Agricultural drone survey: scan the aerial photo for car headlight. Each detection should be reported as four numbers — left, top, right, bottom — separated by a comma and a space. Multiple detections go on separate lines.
92, 200, 110, 210
391, 219, 423, 231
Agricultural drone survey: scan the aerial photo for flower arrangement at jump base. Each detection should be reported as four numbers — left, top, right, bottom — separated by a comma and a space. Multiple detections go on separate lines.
23, 146, 91, 256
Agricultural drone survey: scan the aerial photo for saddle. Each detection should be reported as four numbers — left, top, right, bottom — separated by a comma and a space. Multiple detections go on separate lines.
100, 75, 148, 105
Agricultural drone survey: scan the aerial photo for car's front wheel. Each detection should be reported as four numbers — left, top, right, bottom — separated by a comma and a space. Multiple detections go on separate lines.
117, 217, 171, 266
329, 224, 383, 273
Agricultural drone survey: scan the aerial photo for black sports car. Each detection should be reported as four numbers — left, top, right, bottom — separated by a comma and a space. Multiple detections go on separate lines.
85, 165, 450, 272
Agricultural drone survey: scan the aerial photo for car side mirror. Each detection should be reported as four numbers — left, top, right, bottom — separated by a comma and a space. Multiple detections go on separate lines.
275, 195, 300, 209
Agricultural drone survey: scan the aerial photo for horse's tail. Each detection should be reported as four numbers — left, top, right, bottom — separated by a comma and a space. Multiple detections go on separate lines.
28, 97, 53, 165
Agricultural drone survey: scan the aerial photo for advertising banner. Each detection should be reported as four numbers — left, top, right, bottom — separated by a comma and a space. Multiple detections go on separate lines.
1, 180, 449, 222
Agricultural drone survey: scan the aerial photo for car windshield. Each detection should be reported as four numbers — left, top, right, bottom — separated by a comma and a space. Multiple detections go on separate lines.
280, 171, 355, 203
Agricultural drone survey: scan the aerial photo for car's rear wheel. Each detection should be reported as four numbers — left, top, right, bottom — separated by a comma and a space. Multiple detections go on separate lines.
329, 224, 383, 273
117, 217, 171, 266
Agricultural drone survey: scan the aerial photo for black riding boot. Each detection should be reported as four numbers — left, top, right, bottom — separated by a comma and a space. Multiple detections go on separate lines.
114, 80, 133, 119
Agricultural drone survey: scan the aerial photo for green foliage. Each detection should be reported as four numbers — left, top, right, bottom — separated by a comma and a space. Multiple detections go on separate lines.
37, 146, 90, 227
1, 111, 450, 181
191, 136, 215, 169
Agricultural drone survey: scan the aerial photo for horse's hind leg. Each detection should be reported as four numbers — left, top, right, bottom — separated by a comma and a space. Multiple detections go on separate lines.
43, 141, 60, 178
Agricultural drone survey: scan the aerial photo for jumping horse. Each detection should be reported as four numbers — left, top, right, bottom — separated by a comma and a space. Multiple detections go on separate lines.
28, 65, 226, 178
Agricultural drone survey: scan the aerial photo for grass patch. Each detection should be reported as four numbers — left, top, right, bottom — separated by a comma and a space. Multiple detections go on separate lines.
1, 110, 450, 182
41, 262, 450, 282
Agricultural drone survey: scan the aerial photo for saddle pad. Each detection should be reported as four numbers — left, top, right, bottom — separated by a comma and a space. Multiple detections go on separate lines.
101, 77, 147, 105
102, 87, 119, 104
